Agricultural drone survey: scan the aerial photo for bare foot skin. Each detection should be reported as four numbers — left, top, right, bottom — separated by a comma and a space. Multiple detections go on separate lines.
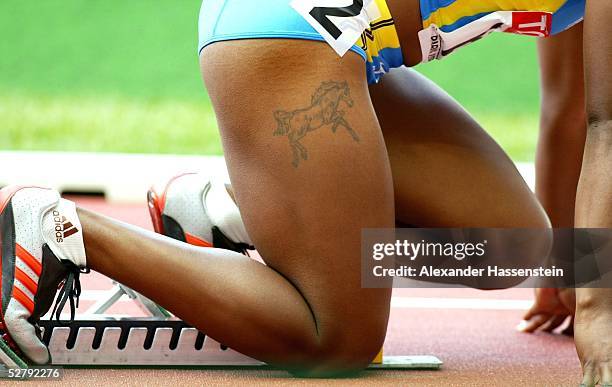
575, 289, 612, 386
573, 2, 612, 384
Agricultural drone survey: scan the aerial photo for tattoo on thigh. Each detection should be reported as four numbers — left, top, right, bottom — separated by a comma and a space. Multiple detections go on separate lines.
273, 80, 359, 168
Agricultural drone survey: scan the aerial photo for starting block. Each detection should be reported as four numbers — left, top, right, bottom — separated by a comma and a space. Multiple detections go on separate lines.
1, 283, 442, 370
86, 281, 171, 318
37, 318, 442, 369
40, 318, 263, 366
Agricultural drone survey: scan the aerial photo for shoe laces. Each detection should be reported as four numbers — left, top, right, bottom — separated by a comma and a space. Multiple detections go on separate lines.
211, 226, 254, 256
238, 244, 253, 257
51, 263, 90, 323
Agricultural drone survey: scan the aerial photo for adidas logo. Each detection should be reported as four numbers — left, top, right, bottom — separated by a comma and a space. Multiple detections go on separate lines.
53, 210, 79, 243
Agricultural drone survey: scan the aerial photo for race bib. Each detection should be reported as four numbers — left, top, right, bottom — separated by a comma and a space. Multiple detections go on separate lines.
291, 0, 381, 57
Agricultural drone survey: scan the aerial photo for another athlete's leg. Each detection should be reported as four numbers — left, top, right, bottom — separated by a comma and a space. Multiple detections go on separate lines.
83, 40, 394, 376
514, 27, 587, 334
368, 67, 549, 228
575, 3, 612, 384
536, 24, 586, 228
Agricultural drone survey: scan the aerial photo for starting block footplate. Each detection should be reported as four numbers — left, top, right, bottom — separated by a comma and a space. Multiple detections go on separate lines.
34, 319, 442, 370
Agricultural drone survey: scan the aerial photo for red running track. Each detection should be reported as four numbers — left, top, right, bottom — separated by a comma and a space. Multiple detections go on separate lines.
43, 197, 581, 386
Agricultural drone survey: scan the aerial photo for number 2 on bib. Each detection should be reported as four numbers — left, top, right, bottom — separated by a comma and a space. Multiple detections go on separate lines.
291, 0, 380, 56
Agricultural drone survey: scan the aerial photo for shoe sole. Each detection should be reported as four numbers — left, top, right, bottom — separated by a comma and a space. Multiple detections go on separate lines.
147, 188, 195, 244
147, 189, 166, 236
146, 172, 196, 238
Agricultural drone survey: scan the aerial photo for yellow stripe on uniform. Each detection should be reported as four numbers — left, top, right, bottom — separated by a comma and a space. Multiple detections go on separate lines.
356, 0, 402, 61
423, 0, 567, 28
370, 0, 401, 49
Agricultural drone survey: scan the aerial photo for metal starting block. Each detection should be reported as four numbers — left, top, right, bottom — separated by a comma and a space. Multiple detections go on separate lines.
10, 283, 442, 370
86, 282, 171, 318
37, 318, 442, 369
0, 314, 442, 369
40, 318, 262, 366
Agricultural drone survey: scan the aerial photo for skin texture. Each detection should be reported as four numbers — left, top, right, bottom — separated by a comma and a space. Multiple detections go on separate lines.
520, 288, 576, 334
386, 0, 424, 66
86, 42, 395, 377
575, 2, 612, 385
78, 38, 549, 376
369, 69, 548, 229
370, 69, 552, 291
520, 24, 586, 335
536, 24, 586, 229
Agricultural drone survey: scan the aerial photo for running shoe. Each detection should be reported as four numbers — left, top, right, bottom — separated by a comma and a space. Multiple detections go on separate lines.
147, 173, 253, 254
0, 186, 87, 365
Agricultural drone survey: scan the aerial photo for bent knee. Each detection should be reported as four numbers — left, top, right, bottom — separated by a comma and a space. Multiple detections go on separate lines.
288, 339, 382, 378
491, 200, 550, 229
522, 207, 551, 229
493, 199, 551, 229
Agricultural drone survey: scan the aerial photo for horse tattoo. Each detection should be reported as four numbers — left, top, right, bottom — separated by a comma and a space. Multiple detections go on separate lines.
273, 81, 359, 167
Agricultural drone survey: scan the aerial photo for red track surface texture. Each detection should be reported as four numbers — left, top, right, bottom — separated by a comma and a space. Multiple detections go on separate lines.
41, 197, 581, 386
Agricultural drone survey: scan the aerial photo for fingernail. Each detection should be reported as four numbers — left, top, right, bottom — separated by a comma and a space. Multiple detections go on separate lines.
515, 320, 529, 331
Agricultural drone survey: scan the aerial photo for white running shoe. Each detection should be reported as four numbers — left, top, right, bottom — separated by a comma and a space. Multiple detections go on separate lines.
0, 186, 87, 364
147, 173, 254, 254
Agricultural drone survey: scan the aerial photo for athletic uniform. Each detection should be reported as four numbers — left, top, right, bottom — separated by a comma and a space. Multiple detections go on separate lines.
198, 0, 585, 84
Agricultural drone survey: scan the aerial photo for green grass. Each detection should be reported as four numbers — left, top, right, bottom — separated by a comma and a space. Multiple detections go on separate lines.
0, 0, 205, 100
0, 93, 221, 154
0, 92, 538, 159
415, 34, 541, 115
0, 0, 542, 160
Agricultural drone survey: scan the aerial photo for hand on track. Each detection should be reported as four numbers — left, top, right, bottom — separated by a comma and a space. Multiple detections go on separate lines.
517, 288, 575, 334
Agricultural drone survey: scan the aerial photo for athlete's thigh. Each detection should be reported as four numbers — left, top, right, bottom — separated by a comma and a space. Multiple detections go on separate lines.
201, 40, 393, 351
369, 67, 549, 228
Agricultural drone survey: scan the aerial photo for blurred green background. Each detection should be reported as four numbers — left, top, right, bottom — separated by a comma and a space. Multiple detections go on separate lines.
0, 0, 541, 160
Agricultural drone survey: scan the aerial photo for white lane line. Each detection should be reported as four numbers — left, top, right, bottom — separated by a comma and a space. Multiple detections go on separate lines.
0, 151, 230, 203
77, 291, 532, 311
391, 297, 532, 310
